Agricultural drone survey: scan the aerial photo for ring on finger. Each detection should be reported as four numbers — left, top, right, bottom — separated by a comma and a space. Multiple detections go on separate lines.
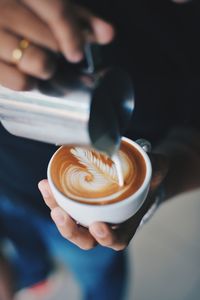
12, 39, 30, 64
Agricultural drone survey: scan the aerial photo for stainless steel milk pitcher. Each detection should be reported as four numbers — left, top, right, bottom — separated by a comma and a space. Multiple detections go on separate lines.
0, 44, 134, 157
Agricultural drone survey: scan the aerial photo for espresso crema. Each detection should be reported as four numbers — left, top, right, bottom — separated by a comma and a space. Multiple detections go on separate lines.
51, 140, 146, 205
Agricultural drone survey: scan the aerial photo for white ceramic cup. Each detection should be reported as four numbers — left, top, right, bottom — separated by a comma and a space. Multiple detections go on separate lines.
47, 137, 152, 227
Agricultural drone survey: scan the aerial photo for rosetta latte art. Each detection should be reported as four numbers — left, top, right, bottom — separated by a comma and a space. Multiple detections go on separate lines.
59, 146, 136, 203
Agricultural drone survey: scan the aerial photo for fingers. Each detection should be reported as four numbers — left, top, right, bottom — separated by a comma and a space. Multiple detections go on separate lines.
90, 17, 115, 44
38, 179, 57, 210
0, 0, 115, 73
0, 1, 58, 90
38, 180, 97, 250
0, 60, 35, 91
76, 6, 115, 44
18, 45, 56, 80
89, 222, 129, 251
0, 30, 56, 80
39, 180, 132, 251
22, 0, 84, 62
22, 0, 115, 61
0, 1, 58, 52
51, 207, 97, 250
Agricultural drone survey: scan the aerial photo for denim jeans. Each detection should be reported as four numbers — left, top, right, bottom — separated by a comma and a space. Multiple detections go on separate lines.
0, 196, 127, 300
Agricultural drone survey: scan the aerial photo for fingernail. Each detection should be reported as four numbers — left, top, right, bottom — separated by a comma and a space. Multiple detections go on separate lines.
67, 51, 83, 63
93, 225, 107, 238
51, 208, 66, 226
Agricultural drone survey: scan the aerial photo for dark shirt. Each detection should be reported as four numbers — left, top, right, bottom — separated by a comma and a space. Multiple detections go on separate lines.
0, 0, 200, 216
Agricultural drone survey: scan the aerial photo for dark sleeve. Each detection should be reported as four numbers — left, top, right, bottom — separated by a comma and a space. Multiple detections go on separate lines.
77, 1, 200, 138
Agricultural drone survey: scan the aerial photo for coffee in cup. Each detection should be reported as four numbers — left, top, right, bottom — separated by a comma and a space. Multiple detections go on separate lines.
48, 137, 152, 226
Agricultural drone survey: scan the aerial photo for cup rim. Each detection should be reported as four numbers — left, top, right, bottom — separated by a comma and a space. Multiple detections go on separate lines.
47, 137, 152, 208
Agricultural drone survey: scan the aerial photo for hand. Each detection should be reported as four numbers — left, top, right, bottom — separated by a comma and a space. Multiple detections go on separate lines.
0, 0, 115, 90
38, 153, 168, 251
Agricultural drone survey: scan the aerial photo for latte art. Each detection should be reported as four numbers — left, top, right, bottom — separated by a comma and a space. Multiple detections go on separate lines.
51, 141, 146, 205
59, 147, 133, 203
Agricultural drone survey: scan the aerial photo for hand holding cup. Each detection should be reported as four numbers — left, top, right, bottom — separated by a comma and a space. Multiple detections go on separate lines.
39, 138, 168, 251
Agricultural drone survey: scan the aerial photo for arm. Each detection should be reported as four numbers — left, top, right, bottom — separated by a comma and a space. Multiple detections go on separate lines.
155, 127, 200, 200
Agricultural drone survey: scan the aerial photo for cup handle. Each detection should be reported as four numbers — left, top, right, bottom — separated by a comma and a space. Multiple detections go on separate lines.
135, 139, 152, 153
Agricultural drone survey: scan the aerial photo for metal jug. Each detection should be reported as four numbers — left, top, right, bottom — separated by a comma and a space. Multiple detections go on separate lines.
0, 44, 134, 157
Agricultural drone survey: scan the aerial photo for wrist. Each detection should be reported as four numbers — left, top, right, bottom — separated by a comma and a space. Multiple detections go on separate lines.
139, 184, 166, 228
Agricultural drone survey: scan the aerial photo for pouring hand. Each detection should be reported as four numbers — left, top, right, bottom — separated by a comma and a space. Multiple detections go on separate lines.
0, 0, 115, 90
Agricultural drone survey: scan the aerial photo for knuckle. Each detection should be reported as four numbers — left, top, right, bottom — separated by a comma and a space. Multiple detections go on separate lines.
106, 239, 114, 247
27, 50, 54, 79
50, 0, 66, 20
100, 236, 115, 247
60, 225, 77, 241
62, 230, 75, 240
33, 53, 49, 74
60, 231, 71, 240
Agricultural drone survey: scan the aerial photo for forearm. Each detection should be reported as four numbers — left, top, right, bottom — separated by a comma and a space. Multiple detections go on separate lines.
155, 127, 200, 200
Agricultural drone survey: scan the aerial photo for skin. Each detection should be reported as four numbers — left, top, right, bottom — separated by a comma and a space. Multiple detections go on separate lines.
0, 0, 193, 262
36, 0, 193, 251
0, 0, 114, 90
39, 125, 200, 252
38, 154, 168, 251
0, 0, 195, 298
0, 2, 114, 298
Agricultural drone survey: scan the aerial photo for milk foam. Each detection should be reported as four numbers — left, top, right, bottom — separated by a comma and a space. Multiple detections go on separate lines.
112, 154, 124, 187
59, 146, 136, 203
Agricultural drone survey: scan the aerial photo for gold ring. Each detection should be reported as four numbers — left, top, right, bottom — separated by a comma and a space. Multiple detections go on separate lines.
12, 39, 30, 64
